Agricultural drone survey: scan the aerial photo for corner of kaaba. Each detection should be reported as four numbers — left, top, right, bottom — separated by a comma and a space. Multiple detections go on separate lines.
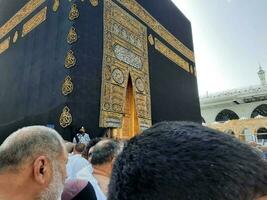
0, 0, 201, 143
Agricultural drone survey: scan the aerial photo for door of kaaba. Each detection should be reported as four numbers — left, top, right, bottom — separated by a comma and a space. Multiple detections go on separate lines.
0, 0, 201, 143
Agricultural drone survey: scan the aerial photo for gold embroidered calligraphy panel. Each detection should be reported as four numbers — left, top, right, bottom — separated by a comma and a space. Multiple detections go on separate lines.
100, 0, 152, 130
116, 0, 195, 63
22, 7, 47, 37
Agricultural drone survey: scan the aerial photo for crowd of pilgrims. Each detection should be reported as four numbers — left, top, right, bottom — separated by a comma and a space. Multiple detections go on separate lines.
64, 138, 122, 200
0, 121, 267, 200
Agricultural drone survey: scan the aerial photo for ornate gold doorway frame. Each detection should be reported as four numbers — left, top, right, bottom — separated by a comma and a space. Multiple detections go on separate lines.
99, 0, 152, 139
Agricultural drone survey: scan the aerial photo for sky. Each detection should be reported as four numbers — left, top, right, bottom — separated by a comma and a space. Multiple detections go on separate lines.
172, 0, 267, 96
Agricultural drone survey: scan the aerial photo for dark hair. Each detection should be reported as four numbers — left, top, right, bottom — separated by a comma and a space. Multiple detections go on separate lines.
74, 143, 85, 153
82, 138, 102, 159
90, 139, 118, 165
108, 121, 267, 200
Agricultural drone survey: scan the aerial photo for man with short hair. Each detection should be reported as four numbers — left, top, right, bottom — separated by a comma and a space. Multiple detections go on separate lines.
0, 126, 68, 200
82, 137, 102, 159
108, 121, 267, 200
74, 143, 86, 154
78, 139, 121, 200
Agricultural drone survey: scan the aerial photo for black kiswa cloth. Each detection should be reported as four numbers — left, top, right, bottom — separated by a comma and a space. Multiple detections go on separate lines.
62, 179, 97, 200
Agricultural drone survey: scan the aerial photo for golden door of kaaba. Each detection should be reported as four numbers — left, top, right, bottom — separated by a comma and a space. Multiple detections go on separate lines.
123, 76, 140, 137
99, 0, 152, 139
112, 75, 140, 139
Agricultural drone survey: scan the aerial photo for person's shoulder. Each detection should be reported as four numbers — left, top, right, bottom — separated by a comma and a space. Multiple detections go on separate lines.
80, 156, 90, 164
68, 154, 78, 161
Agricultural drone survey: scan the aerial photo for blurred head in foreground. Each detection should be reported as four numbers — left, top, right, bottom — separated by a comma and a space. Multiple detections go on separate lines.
108, 121, 267, 200
0, 126, 68, 200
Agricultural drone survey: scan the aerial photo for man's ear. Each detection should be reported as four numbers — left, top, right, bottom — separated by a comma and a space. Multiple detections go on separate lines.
33, 156, 52, 185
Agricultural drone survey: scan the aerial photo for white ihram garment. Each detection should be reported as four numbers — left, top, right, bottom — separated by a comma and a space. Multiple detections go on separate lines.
66, 154, 91, 181
76, 166, 107, 200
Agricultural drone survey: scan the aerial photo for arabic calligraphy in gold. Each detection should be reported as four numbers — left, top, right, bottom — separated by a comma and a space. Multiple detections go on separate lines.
59, 106, 72, 128
69, 4, 79, 21
64, 50, 76, 69
100, 0, 152, 129
22, 7, 47, 37
116, 0, 195, 63
154, 38, 190, 73
62, 76, 74, 96
67, 27, 78, 44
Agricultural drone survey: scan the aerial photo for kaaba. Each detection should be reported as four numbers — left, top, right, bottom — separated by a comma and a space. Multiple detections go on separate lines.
0, 0, 201, 143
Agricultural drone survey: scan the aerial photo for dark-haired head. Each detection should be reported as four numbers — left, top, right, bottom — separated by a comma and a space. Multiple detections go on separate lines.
82, 138, 102, 159
108, 121, 267, 200
74, 143, 85, 154
90, 139, 119, 165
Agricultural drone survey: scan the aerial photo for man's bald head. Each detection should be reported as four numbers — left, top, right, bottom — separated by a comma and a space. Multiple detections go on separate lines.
0, 126, 65, 172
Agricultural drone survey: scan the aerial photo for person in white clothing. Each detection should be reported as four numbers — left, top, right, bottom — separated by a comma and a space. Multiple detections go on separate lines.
73, 126, 91, 145
76, 138, 123, 200
76, 166, 106, 200
66, 143, 92, 181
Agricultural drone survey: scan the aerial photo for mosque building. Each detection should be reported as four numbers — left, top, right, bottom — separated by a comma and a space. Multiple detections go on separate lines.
200, 66, 267, 143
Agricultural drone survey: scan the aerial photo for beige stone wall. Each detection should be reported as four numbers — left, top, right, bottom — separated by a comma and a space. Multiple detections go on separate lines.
207, 117, 267, 141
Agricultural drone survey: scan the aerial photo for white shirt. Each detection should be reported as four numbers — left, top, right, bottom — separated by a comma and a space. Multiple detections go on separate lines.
66, 154, 91, 181
73, 133, 91, 145
76, 166, 107, 200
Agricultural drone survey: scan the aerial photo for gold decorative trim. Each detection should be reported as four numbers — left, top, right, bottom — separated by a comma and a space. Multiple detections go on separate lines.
117, 0, 195, 62
64, 50, 76, 68
67, 27, 78, 44
12, 31, 19, 43
22, 7, 47, 37
69, 4, 79, 21
59, 106, 72, 128
62, 76, 74, 96
0, 37, 10, 54
53, 0, 60, 12
0, 0, 45, 40
89, 0, 99, 6
154, 37, 190, 73
148, 34, 154, 45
